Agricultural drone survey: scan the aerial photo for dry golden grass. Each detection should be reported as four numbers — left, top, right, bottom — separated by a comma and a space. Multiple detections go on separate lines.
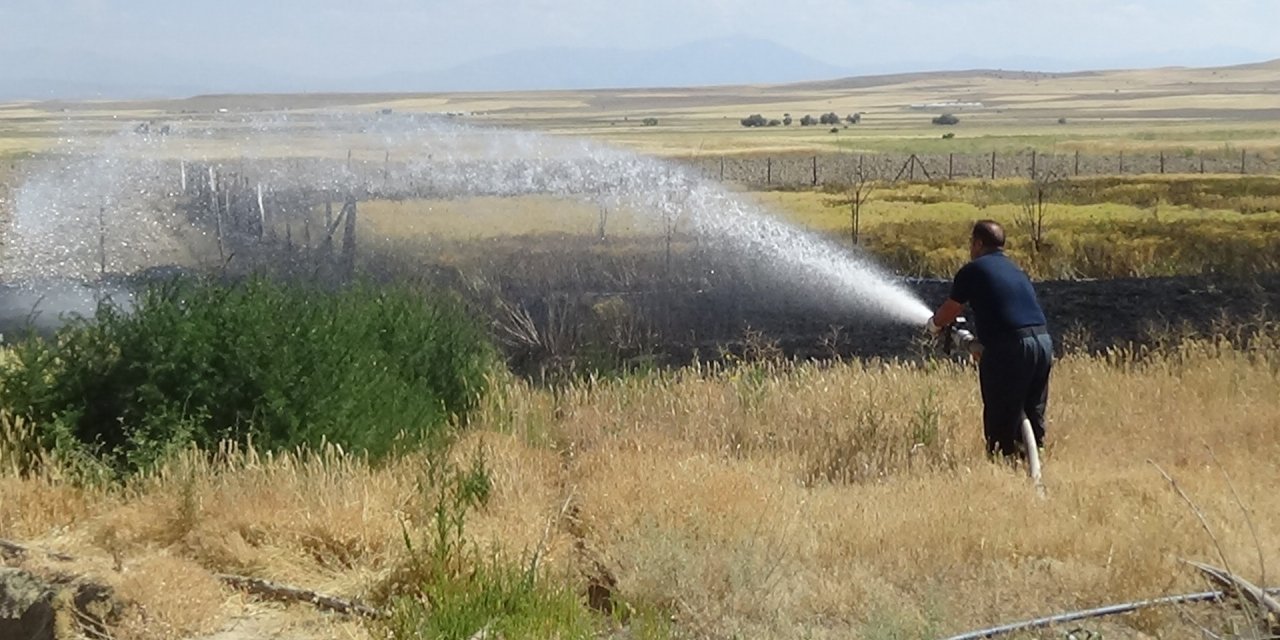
3, 332, 1279, 638
111, 555, 229, 639
356, 195, 655, 241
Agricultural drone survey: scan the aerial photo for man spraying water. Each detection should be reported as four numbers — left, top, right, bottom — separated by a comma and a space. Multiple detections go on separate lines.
925, 220, 1054, 464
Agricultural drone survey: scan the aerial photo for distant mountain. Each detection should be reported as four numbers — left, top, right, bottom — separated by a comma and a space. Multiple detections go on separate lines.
0, 47, 306, 100
1, 37, 1275, 100
874, 46, 1277, 76
0, 37, 848, 99
356, 37, 857, 92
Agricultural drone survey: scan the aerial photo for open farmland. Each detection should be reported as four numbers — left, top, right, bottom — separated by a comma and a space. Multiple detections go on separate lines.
3, 59, 1280, 158
2, 58, 1280, 640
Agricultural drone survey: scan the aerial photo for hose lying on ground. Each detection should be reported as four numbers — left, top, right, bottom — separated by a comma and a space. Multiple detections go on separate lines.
943, 587, 1280, 640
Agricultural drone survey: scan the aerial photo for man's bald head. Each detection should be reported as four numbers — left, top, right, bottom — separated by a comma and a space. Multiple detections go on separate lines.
972, 220, 1006, 251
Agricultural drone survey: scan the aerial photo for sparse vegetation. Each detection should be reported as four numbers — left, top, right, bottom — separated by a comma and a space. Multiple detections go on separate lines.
932, 113, 960, 125
759, 177, 1280, 279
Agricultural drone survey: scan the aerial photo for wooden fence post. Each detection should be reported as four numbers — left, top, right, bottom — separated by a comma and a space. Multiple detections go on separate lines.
1159, 152, 1165, 174
98, 206, 107, 275
948, 153, 954, 179
1119, 151, 1125, 174
209, 166, 225, 263
1241, 149, 1247, 174
1030, 150, 1037, 181
990, 150, 997, 180
342, 196, 358, 276
1074, 150, 1080, 176
766, 157, 772, 185
812, 155, 818, 186
256, 183, 267, 240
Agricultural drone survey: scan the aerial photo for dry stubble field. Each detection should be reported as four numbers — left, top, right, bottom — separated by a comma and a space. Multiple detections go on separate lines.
3, 334, 1280, 639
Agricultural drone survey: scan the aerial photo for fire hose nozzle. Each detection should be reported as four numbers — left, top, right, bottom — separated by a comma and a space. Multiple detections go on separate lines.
943, 317, 983, 357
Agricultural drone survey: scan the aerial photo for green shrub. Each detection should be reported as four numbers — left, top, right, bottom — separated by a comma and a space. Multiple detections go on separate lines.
381, 551, 599, 640
0, 276, 497, 474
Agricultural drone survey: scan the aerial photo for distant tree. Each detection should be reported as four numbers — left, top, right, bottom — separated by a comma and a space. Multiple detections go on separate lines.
740, 114, 769, 127
642, 117, 658, 126
932, 113, 960, 125
829, 127, 839, 134
845, 113, 862, 124
768, 119, 782, 127
800, 114, 817, 126
783, 114, 793, 126
1057, 117, 1068, 125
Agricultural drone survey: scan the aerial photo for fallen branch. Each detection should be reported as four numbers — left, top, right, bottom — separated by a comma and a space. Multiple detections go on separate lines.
216, 574, 383, 618
0, 537, 74, 562
2, 537, 382, 619
1185, 560, 1280, 627
942, 588, 1280, 640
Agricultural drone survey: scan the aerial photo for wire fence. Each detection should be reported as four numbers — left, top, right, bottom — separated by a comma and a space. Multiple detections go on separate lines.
679, 149, 1280, 188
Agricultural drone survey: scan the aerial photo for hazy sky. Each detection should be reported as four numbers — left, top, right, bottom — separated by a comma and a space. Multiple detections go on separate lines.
3, 0, 1279, 80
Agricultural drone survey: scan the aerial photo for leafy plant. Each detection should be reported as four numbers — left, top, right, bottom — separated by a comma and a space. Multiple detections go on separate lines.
375, 443, 600, 640
0, 275, 497, 475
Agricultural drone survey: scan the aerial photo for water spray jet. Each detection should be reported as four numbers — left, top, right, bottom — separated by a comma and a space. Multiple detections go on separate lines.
0, 113, 933, 336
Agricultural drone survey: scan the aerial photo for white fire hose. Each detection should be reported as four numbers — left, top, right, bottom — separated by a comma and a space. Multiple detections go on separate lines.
943, 317, 1046, 497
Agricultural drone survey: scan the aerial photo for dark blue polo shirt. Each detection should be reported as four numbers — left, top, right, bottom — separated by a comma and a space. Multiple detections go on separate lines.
949, 250, 1046, 344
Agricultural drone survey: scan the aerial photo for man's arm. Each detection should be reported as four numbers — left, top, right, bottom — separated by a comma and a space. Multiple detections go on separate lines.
927, 265, 971, 334
927, 298, 964, 334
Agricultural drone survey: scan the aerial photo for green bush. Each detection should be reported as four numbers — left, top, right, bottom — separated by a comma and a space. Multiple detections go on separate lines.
0, 276, 496, 474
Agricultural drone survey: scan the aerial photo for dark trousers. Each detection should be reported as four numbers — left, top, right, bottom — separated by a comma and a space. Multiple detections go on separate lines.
978, 328, 1054, 458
